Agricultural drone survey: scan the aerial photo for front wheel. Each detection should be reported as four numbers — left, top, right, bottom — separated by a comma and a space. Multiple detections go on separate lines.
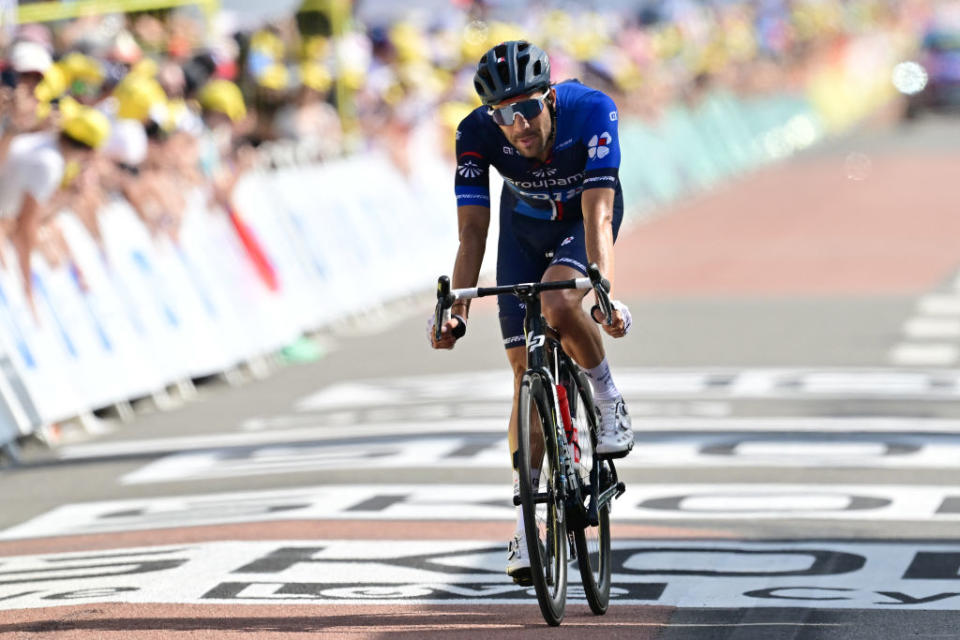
517, 373, 567, 626
574, 493, 611, 614
567, 368, 612, 614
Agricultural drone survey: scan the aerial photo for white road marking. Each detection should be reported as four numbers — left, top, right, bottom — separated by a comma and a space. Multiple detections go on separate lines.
294, 368, 960, 412
919, 295, 960, 315
904, 317, 960, 339
5, 483, 960, 540
55, 416, 960, 463
889, 344, 959, 366
1, 540, 959, 610
114, 431, 960, 484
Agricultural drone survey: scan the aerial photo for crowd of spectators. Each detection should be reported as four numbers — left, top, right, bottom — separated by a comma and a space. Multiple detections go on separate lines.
0, 0, 933, 310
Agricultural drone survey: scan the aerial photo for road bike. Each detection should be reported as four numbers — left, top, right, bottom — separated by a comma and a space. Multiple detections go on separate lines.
433, 263, 626, 626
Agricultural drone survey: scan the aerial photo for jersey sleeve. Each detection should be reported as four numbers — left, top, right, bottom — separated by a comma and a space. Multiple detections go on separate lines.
453, 114, 491, 208
580, 92, 621, 192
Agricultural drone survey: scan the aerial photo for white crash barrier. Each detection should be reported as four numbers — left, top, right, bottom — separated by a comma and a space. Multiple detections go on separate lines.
0, 151, 459, 446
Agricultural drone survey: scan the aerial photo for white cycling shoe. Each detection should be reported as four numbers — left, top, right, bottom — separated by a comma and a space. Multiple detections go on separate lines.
595, 396, 634, 458
506, 529, 532, 585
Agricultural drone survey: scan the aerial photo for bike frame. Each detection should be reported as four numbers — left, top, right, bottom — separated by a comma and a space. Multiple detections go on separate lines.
434, 270, 624, 530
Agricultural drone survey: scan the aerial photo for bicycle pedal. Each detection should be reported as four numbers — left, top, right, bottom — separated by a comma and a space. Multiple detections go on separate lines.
509, 568, 534, 587
597, 449, 631, 460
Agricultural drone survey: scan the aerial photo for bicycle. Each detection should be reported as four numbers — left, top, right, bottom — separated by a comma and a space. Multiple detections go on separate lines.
433, 263, 627, 626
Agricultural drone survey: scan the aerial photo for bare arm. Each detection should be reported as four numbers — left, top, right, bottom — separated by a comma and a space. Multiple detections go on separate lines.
581, 187, 628, 337
432, 204, 489, 349
581, 187, 616, 290
11, 193, 42, 313
451, 204, 491, 318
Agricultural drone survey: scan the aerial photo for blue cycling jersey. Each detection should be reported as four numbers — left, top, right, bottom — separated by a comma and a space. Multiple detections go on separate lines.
454, 80, 622, 221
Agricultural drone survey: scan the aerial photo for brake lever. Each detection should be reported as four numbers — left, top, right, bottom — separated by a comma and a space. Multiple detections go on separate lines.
587, 263, 613, 325
435, 276, 452, 342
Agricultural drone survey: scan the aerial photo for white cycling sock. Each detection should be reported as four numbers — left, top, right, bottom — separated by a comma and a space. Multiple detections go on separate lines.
513, 468, 540, 533
585, 358, 619, 401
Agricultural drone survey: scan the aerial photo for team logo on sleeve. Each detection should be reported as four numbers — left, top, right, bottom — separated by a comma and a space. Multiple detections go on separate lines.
588, 132, 613, 159
457, 160, 483, 178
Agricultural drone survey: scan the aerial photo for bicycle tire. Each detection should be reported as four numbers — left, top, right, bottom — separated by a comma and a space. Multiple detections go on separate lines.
574, 490, 611, 614
517, 373, 567, 626
566, 367, 612, 614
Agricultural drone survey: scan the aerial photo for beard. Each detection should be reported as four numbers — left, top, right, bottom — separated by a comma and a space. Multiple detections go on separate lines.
509, 128, 547, 158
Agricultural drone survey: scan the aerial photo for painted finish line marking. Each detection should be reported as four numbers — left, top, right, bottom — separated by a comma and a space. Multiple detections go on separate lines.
6, 483, 960, 540
296, 368, 960, 411
115, 433, 960, 484
56, 417, 960, 463
2, 540, 960, 611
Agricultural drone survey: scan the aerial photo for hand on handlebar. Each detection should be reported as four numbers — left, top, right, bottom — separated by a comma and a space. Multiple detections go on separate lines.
427, 313, 466, 349
591, 299, 631, 338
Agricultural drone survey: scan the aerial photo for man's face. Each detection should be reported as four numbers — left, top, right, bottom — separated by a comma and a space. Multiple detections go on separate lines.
493, 89, 553, 159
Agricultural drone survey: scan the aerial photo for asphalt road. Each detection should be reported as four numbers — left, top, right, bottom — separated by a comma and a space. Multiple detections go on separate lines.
2, 113, 960, 638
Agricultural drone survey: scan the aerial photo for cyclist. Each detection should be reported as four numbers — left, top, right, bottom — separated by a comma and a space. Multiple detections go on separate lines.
428, 40, 634, 584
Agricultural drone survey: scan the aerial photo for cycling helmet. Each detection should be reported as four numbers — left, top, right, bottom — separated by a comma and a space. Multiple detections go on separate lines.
474, 40, 551, 106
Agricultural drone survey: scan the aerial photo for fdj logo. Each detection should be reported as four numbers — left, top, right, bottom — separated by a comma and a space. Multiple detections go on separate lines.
588, 132, 613, 159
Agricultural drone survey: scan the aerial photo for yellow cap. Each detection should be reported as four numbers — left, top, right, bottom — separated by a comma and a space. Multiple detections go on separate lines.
62, 105, 111, 149
114, 74, 167, 122
250, 29, 285, 60
61, 53, 104, 85
129, 57, 159, 79
257, 64, 290, 91
300, 62, 332, 92
198, 79, 247, 122
34, 63, 69, 103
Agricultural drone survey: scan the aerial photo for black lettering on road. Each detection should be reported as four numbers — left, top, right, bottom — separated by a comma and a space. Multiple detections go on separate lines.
936, 497, 960, 514
903, 552, 960, 580
345, 495, 409, 512
744, 586, 854, 601
638, 494, 891, 513
44, 587, 139, 600
202, 581, 667, 601
0, 559, 188, 585
617, 548, 865, 577
876, 591, 960, 605
700, 440, 921, 457
0, 591, 39, 602
233, 547, 328, 573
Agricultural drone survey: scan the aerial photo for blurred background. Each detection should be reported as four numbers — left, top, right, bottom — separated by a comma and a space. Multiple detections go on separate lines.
0, 0, 951, 448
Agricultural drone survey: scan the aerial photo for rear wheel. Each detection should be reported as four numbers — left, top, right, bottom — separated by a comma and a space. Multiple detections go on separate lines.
517, 373, 567, 626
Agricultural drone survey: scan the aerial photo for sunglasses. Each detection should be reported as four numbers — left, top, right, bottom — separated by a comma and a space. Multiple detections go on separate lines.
488, 92, 548, 126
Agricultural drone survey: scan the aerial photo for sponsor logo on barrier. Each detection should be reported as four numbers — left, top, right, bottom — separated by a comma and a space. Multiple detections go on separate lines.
2, 540, 960, 609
